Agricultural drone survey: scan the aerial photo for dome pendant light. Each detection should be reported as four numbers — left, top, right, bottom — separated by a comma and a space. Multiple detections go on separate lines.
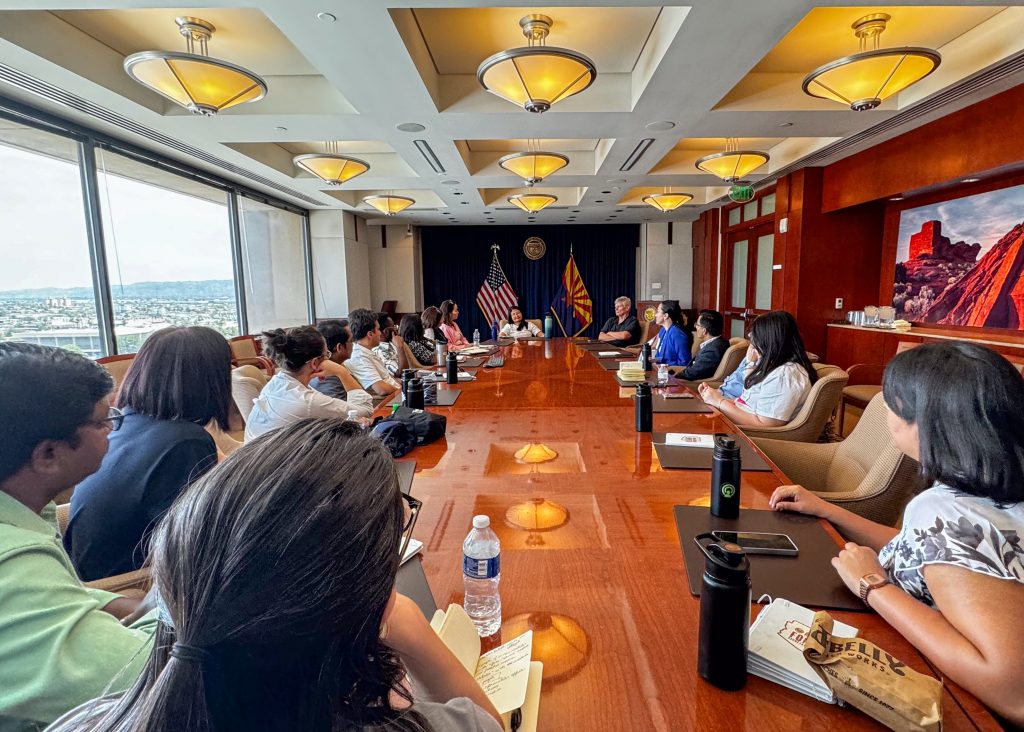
508, 193, 558, 213
499, 150, 569, 187
642, 189, 693, 212
695, 138, 769, 183
292, 142, 369, 186
363, 194, 415, 216
802, 14, 940, 111
124, 17, 267, 115
477, 14, 597, 113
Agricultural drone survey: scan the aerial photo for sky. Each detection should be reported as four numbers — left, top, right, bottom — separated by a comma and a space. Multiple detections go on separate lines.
0, 142, 233, 291
895, 184, 1024, 263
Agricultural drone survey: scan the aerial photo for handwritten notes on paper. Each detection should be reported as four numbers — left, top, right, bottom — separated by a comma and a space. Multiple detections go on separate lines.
476, 631, 533, 714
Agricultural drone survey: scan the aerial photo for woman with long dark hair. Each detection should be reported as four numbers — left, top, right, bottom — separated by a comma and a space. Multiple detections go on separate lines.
244, 326, 372, 441
770, 342, 1024, 724
438, 300, 470, 349
499, 306, 542, 339
698, 310, 816, 427
50, 419, 502, 732
420, 306, 446, 345
65, 326, 231, 581
399, 314, 435, 366
651, 300, 690, 367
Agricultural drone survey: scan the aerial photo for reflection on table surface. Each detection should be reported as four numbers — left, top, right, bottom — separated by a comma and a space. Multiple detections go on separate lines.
393, 339, 996, 731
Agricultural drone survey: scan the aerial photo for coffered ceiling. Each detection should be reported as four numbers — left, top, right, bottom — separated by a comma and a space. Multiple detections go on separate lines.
0, 1, 1020, 227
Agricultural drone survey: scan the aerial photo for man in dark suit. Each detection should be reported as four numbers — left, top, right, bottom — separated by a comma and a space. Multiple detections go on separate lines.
678, 310, 729, 380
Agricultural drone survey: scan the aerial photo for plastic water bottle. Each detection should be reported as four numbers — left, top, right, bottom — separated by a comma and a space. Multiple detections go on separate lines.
490, 320, 499, 342
473, 328, 481, 346
463, 515, 501, 637
346, 409, 370, 429
657, 363, 669, 386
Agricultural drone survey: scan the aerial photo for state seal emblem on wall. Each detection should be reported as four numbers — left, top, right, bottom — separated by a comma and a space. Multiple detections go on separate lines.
523, 236, 546, 260
643, 306, 657, 322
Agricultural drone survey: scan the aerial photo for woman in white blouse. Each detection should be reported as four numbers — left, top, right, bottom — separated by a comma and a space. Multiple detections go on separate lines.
770, 342, 1024, 724
244, 326, 373, 441
697, 310, 816, 427
499, 306, 543, 339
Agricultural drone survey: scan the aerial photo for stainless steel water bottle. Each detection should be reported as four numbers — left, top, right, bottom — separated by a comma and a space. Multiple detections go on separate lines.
635, 383, 652, 432
400, 368, 415, 403
710, 434, 741, 519
694, 533, 751, 691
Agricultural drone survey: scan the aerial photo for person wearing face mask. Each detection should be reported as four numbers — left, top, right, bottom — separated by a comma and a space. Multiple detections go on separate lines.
244, 326, 373, 441
698, 310, 816, 427
650, 300, 691, 367
769, 342, 1024, 727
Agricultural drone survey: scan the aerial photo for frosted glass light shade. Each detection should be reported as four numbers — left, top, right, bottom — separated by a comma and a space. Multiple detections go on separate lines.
695, 150, 769, 183
124, 52, 266, 115
363, 195, 415, 216
642, 192, 693, 212
478, 47, 596, 113
802, 48, 940, 111
292, 154, 369, 186
498, 151, 569, 185
508, 193, 557, 213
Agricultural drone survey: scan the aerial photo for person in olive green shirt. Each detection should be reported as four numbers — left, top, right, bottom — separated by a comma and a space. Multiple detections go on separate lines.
0, 343, 156, 731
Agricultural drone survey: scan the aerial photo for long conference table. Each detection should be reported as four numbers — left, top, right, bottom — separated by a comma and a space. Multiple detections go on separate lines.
391, 338, 998, 731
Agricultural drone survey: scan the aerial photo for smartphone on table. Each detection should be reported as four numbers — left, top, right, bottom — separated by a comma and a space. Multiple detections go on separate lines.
711, 531, 799, 556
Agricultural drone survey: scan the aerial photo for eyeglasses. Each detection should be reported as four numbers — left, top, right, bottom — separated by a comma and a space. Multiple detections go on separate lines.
399, 493, 422, 561
91, 406, 125, 432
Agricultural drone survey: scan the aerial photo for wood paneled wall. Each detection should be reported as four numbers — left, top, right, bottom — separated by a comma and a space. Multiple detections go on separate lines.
690, 208, 719, 311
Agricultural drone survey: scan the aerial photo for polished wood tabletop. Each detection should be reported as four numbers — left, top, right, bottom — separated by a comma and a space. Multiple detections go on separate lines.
395, 339, 997, 731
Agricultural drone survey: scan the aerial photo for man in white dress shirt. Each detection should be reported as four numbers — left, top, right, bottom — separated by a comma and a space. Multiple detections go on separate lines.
346, 308, 401, 396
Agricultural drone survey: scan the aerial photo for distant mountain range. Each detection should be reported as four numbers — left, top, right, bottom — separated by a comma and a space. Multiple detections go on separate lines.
0, 280, 235, 300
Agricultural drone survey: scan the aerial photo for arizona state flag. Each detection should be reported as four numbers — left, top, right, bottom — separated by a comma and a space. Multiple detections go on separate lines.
549, 254, 593, 337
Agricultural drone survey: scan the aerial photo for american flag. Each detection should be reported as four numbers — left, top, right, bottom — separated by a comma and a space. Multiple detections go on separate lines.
476, 246, 518, 326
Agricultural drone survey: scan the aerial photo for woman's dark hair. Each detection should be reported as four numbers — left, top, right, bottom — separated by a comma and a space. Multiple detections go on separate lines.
64, 419, 430, 732
315, 319, 349, 352
883, 342, 1024, 504
0, 342, 114, 483
744, 311, 817, 389
399, 313, 424, 343
439, 300, 457, 326
506, 306, 528, 331
420, 306, 441, 332
261, 326, 326, 373
659, 300, 686, 330
118, 327, 232, 431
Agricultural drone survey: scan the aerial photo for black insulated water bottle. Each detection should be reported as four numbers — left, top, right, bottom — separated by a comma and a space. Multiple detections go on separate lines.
401, 368, 415, 403
641, 342, 652, 371
695, 533, 751, 691
406, 378, 425, 410
446, 351, 459, 384
710, 434, 741, 519
635, 383, 652, 432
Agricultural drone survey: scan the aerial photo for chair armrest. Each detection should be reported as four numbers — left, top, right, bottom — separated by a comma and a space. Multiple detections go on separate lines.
749, 437, 839, 489
846, 363, 884, 387
85, 567, 152, 594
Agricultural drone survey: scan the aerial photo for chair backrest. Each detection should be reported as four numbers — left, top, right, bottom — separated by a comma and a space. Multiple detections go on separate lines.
381, 300, 398, 316
498, 318, 544, 333
229, 335, 261, 362
231, 365, 268, 422
96, 354, 136, 392
644, 320, 659, 343
827, 393, 921, 524
709, 338, 748, 381
401, 340, 431, 370
740, 363, 849, 442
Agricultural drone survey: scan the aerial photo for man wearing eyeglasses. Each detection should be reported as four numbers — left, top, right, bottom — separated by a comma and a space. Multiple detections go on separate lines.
0, 342, 155, 729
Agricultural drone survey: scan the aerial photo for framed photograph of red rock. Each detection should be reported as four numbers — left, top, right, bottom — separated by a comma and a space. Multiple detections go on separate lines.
893, 183, 1024, 330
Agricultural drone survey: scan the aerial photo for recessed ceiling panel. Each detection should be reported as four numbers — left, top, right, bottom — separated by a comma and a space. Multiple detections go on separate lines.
467, 139, 599, 153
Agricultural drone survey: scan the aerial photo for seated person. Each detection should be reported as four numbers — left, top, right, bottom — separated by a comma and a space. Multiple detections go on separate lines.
65, 326, 228, 581
245, 326, 372, 441
697, 310, 816, 427
399, 313, 436, 366
421, 305, 445, 345
652, 300, 691, 367
373, 313, 407, 377
770, 342, 1024, 725
598, 296, 642, 347
346, 309, 401, 396
438, 300, 470, 349
0, 343, 156, 730
310, 319, 352, 401
499, 306, 543, 339
719, 349, 754, 399
678, 310, 729, 380
50, 419, 502, 732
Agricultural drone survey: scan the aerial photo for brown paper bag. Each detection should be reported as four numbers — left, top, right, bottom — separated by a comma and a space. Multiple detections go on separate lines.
802, 611, 942, 732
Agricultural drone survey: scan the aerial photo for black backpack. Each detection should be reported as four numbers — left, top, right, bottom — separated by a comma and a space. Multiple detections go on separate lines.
385, 406, 447, 445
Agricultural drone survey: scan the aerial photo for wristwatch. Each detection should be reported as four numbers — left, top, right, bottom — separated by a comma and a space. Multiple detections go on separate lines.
858, 572, 891, 605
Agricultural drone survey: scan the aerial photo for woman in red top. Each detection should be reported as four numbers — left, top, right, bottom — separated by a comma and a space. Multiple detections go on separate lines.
438, 300, 470, 349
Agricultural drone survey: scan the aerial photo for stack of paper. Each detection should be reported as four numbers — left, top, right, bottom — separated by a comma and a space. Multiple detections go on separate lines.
459, 345, 492, 356
664, 433, 715, 449
748, 598, 859, 704
431, 604, 543, 732
618, 361, 646, 382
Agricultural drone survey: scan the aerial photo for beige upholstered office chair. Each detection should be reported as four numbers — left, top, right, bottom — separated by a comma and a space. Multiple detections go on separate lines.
498, 318, 543, 334
675, 337, 748, 386
229, 335, 275, 375
401, 340, 432, 370
96, 354, 135, 394
55, 504, 152, 594
738, 363, 849, 443
751, 394, 921, 525
231, 364, 269, 423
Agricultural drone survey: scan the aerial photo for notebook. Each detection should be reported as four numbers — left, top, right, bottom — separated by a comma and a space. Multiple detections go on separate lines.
748, 598, 859, 704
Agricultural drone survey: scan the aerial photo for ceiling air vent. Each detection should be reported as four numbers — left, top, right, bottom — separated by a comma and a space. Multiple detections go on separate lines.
619, 138, 654, 171
413, 139, 445, 173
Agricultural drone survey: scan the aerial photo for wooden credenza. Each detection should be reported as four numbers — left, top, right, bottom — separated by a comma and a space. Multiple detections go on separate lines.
826, 323, 1024, 370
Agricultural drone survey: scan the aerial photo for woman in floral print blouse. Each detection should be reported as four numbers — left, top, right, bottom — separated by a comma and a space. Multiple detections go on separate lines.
770, 341, 1024, 725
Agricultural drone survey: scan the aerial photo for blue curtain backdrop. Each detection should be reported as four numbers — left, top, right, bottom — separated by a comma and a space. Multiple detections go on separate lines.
421, 224, 638, 338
